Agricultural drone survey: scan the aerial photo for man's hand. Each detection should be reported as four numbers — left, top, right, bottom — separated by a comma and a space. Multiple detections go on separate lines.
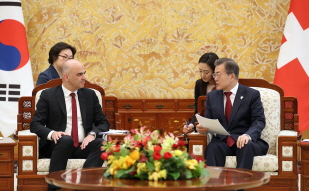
51, 131, 69, 144
196, 124, 209, 134
236, 134, 250, 148
183, 124, 194, 134
80, 134, 95, 150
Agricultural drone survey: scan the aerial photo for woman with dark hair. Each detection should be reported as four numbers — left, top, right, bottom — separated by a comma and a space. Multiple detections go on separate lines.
36, 42, 77, 86
183, 52, 219, 133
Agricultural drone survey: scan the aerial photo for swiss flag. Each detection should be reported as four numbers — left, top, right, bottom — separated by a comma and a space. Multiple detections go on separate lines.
274, 0, 309, 133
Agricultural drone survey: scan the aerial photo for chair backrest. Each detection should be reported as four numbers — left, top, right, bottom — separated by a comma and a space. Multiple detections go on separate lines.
34, 81, 104, 109
17, 79, 120, 134
197, 78, 298, 155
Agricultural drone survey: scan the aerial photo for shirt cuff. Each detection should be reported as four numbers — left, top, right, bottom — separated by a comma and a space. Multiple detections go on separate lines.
47, 130, 54, 140
244, 134, 251, 140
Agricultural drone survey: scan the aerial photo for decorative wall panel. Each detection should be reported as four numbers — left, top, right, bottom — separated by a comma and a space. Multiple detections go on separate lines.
21, 0, 290, 99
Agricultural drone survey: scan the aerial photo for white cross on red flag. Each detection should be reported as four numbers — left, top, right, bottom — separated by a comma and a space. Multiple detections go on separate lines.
274, 0, 309, 133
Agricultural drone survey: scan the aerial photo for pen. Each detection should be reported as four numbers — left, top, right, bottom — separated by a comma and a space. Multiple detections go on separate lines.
185, 121, 188, 127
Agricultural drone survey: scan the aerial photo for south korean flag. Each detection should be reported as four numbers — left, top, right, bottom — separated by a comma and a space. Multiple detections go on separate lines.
0, 0, 33, 137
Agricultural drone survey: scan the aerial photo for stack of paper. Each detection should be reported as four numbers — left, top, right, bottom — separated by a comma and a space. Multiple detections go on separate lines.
99, 130, 129, 135
195, 114, 230, 135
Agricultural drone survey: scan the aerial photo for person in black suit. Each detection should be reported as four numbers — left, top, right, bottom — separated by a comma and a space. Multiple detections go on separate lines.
196, 58, 268, 170
36, 42, 76, 86
31, 59, 109, 191
183, 52, 219, 133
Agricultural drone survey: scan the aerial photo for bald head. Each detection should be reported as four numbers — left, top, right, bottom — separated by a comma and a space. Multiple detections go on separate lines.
62, 59, 86, 92
62, 59, 81, 76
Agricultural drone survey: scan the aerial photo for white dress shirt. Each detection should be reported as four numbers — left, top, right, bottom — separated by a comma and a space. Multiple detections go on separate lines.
47, 85, 85, 142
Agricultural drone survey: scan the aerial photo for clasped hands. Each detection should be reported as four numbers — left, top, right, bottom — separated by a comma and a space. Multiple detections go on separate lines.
51, 131, 95, 150
195, 124, 250, 149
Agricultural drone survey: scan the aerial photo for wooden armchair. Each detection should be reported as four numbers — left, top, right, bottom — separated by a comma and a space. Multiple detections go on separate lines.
16, 79, 121, 191
187, 78, 299, 191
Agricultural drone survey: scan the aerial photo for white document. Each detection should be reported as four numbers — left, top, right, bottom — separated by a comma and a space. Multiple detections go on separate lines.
195, 114, 230, 135
99, 130, 129, 135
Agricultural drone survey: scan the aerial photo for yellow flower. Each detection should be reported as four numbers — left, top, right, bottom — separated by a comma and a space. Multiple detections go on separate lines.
110, 159, 120, 170
126, 156, 136, 167
148, 170, 167, 181
154, 160, 161, 172
107, 166, 118, 176
107, 155, 115, 165
158, 169, 167, 179
130, 150, 140, 161
186, 159, 198, 170
174, 150, 183, 157
148, 172, 160, 181
120, 156, 130, 169
137, 162, 148, 174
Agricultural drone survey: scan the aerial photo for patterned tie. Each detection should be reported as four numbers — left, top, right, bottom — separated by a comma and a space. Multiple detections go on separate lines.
224, 92, 235, 147
70, 93, 79, 147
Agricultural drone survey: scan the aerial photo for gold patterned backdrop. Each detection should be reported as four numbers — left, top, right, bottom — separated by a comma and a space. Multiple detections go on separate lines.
21, 0, 290, 99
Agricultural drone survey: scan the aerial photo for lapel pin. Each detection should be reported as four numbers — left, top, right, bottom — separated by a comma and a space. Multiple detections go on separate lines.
240, 96, 244, 99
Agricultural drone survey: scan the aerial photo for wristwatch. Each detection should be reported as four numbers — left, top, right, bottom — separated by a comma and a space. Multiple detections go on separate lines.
88, 131, 96, 138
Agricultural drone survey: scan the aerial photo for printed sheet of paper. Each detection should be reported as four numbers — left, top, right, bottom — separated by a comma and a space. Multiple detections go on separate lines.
99, 130, 129, 135
195, 114, 230, 135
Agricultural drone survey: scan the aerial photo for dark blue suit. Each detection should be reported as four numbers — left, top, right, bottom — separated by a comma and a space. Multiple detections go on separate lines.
205, 83, 268, 169
36, 65, 60, 86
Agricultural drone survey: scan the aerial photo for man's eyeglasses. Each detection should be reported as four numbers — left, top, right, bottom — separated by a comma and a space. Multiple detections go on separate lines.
212, 73, 222, 79
58, 55, 73, 61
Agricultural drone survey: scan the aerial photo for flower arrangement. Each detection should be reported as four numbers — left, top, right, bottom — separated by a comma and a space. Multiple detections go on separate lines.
101, 127, 209, 181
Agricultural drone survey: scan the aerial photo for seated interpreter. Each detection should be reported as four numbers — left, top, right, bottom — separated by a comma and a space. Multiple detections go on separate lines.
36, 42, 76, 86
183, 52, 219, 133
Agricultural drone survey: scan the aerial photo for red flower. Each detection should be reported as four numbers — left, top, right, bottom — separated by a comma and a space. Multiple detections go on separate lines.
101, 152, 109, 160
136, 140, 144, 147
142, 137, 150, 144
164, 152, 172, 159
139, 154, 148, 162
172, 144, 178, 149
113, 144, 120, 152
153, 151, 161, 160
154, 145, 162, 152
178, 140, 185, 147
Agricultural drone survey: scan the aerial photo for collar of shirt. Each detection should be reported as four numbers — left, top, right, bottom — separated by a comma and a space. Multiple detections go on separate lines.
62, 85, 78, 98
224, 82, 239, 105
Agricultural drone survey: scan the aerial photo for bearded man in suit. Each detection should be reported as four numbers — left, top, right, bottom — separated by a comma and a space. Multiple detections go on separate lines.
31, 59, 109, 191
196, 58, 268, 170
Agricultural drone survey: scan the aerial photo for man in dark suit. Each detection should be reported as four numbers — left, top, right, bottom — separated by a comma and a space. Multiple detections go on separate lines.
30, 59, 109, 191
196, 58, 268, 170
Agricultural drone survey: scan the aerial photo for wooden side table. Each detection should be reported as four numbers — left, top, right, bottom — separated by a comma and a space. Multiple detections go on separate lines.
0, 137, 16, 191
299, 142, 309, 191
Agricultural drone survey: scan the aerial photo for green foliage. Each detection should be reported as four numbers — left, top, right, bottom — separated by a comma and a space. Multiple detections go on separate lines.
115, 166, 134, 178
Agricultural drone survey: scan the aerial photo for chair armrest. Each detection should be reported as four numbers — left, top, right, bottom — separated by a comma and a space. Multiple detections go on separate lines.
18, 134, 39, 175
278, 130, 298, 137
277, 130, 298, 177
17, 130, 36, 136
186, 133, 207, 159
